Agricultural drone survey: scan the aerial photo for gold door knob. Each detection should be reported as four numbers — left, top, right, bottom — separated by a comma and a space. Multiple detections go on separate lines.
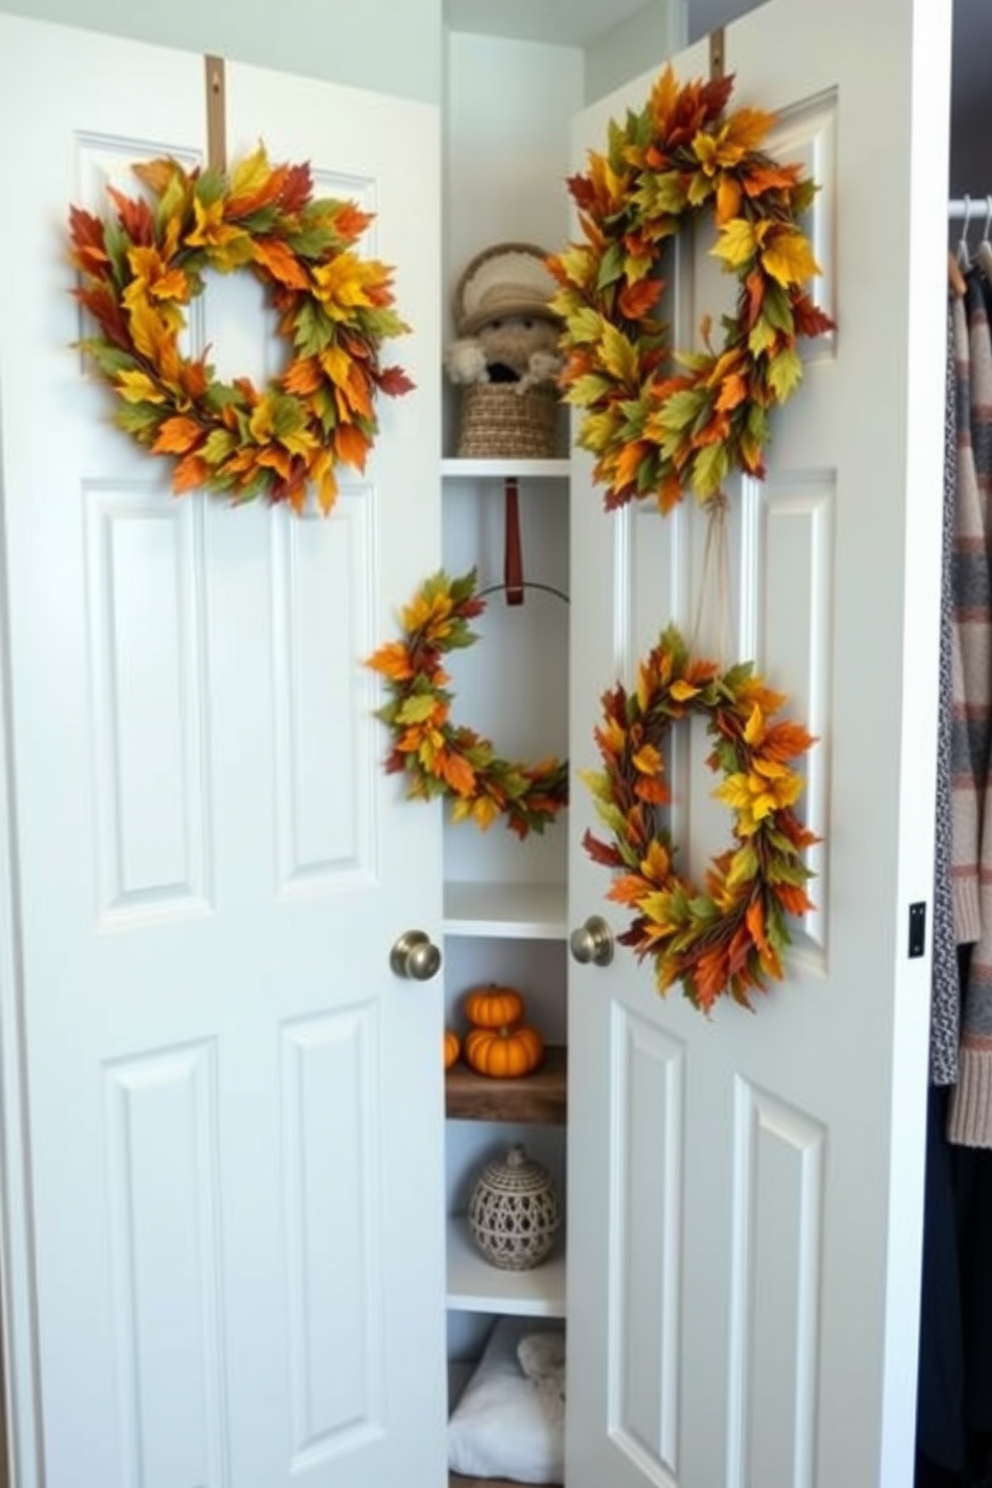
569, 914, 614, 967
390, 930, 442, 981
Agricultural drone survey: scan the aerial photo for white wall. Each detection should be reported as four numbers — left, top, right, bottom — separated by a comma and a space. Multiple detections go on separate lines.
0, 0, 443, 101
585, 0, 686, 103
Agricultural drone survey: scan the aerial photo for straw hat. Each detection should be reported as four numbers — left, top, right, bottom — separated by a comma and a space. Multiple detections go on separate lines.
454, 242, 561, 338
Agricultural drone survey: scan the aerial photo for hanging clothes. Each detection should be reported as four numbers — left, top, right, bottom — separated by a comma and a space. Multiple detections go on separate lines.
949, 274, 992, 1145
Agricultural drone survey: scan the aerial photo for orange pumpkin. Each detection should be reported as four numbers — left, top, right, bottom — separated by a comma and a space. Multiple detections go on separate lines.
464, 1023, 544, 1078
444, 1028, 461, 1070
463, 983, 525, 1030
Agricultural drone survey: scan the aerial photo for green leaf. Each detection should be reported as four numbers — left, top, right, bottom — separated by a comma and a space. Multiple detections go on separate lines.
766, 346, 804, 401
597, 240, 626, 291
693, 441, 729, 496
658, 388, 706, 431
748, 318, 777, 357
396, 694, 440, 725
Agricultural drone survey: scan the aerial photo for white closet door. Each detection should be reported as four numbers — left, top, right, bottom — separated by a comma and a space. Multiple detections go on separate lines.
567, 0, 951, 1484
0, 17, 445, 1488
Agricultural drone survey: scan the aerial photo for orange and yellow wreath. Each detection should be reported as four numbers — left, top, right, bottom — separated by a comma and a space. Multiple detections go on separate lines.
548, 66, 834, 514
583, 624, 818, 1012
68, 145, 413, 513
367, 569, 568, 838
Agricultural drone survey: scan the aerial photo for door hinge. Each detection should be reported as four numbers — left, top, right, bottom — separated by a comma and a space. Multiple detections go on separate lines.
908, 901, 927, 958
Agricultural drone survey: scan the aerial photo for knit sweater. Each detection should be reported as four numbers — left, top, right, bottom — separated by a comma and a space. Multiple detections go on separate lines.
948, 275, 992, 1145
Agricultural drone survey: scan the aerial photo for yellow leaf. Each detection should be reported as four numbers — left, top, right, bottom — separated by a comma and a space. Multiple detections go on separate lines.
116, 369, 166, 405
632, 743, 663, 776
724, 106, 776, 153
229, 144, 271, 201
598, 322, 639, 385
711, 219, 757, 271
669, 678, 701, 701
761, 230, 820, 288
472, 796, 501, 831
743, 705, 766, 746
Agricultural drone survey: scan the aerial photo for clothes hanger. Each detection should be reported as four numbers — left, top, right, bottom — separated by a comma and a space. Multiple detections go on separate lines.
949, 195, 971, 299
976, 196, 992, 287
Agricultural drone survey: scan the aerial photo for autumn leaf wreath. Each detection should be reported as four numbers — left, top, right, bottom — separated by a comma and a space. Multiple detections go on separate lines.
548, 65, 834, 514
68, 145, 413, 513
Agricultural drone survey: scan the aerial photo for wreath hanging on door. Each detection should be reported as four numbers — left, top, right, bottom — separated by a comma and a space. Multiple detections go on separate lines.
582, 624, 818, 1012
366, 568, 568, 838
547, 66, 835, 514
67, 145, 413, 513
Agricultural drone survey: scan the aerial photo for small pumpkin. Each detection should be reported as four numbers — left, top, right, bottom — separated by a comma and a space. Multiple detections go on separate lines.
464, 1023, 544, 1079
444, 1028, 461, 1070
463, 983, 525, 1030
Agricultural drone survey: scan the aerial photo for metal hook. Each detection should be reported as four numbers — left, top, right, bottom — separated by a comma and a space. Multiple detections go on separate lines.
958, 194, 973, 269
983, 195, 992, 247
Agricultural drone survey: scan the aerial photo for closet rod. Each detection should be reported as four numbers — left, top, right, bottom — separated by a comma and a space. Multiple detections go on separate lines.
949, 196, 992, 221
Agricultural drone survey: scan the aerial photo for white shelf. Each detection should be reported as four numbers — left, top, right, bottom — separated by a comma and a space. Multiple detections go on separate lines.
441, 457, 569, 480
443, 881, 567, 939
446, 1216, 566, 1317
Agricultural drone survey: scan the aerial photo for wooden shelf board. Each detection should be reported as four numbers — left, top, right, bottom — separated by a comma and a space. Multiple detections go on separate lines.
441, 456, 569, 480
443, 881, 566, 940
446, 1215, 566, 1317
450, 1476, 552, 1488
446, 1045, 566, 1124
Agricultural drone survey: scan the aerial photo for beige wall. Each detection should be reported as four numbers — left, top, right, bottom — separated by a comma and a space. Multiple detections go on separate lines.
0, 0, 443, 102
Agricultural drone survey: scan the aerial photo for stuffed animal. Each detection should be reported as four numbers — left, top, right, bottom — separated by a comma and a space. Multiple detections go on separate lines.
445, 242, 563, 396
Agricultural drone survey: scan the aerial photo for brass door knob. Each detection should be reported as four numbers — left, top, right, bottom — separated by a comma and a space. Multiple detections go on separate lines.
389, 930, 442, 981
569, 914, 614, 967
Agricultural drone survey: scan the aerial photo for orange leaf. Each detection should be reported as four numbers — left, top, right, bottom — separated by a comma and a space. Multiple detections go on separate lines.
618, 277, 664, 320
440, 752, 477, 797
614, 439, 651, 494
774, 882, 815, 915
744, 896, 770, 957
607, 874, 651, 908
715, 174, 742, 226
152, 416, 202, 456
759, 720, 817, 762
253, 236, 311, 290
283, 357, 322, 396
742, 162, 803, 199
714, 372, 748, 412
171, 452, 209, 494
366, 641, 414, 681
334, 422, 370, 471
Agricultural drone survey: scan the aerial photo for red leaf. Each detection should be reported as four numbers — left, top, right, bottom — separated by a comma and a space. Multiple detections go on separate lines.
107, 185, 155, 247
377, 365, 415, 398
582, 829, 623, 868
278, 162, 313, 217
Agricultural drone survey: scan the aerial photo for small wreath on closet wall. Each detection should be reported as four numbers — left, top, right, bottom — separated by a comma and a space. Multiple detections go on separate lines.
582, 623, 818, 1012
67, 145, 413, 514
547, 65, 835, 515
366, 568, 569, 839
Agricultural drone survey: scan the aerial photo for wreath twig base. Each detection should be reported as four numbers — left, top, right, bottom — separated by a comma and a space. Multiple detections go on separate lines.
367, 569, 568, 838
583, 623, 818, 1012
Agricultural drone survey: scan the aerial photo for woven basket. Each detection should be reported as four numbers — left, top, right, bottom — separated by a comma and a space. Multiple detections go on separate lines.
456, 382, 558, 460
